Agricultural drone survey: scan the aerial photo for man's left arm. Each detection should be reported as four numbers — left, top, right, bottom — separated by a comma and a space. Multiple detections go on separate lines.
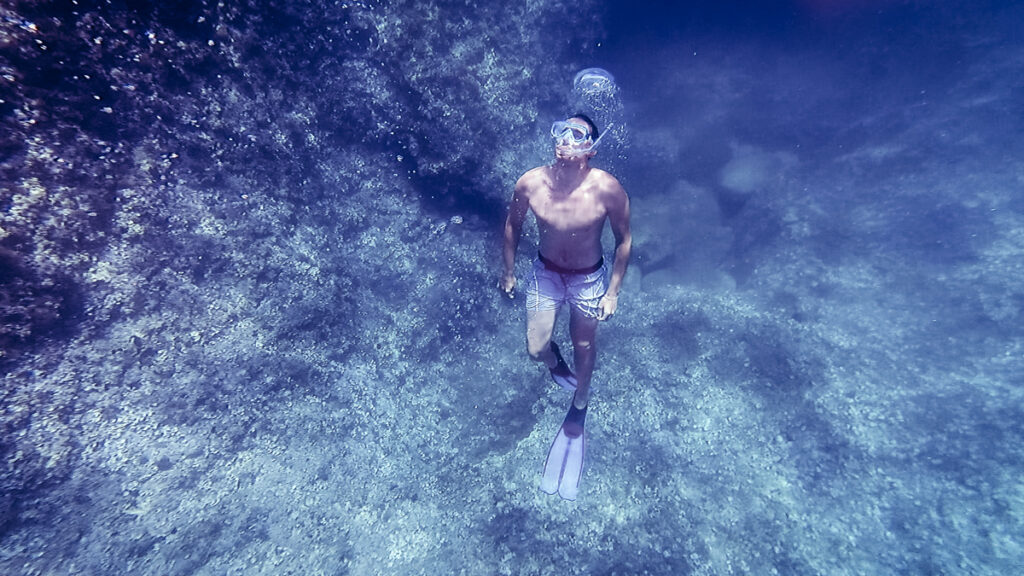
599, 182, 631, 320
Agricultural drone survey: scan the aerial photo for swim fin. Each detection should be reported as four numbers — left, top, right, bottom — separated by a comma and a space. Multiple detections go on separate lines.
548, 342, 577, 391
540, 402, 587, 500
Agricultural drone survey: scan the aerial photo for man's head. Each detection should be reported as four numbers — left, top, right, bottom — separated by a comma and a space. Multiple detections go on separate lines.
569, 113, 599, 140
552, 113, 601, 160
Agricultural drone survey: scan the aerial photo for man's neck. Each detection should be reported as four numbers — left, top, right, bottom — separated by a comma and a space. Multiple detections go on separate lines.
552, 157, 589, 180
550, 161, 589, 194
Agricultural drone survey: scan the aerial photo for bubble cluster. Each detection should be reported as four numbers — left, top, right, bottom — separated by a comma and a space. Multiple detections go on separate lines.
573, 67, 617, 96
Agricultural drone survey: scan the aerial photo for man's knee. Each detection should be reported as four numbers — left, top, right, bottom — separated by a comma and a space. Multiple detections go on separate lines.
573, 339, 594, 351
527, 340, 550, 361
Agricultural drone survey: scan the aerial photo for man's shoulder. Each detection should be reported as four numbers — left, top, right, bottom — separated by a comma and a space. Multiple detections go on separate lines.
516, 166, 550, 189
589, 168, 625, 195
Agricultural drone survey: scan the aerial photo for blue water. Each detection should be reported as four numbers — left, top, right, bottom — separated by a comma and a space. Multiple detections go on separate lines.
2, 1, 1022, 574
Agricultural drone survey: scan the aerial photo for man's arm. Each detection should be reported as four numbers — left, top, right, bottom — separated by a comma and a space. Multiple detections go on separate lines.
500, 177, 531, 297
599, 180, 631, 319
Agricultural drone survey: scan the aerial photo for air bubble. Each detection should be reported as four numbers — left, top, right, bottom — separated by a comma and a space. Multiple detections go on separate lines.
573, 68, 616, 96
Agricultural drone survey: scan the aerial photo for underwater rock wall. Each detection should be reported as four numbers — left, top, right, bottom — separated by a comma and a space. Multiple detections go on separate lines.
1, 0, 600, 360
1, 0, 602, 572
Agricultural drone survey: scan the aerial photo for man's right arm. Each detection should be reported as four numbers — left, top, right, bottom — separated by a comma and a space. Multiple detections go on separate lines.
501, 178, 530, 297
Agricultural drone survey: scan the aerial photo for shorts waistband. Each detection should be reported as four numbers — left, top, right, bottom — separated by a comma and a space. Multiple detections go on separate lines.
538, 252, 604, 275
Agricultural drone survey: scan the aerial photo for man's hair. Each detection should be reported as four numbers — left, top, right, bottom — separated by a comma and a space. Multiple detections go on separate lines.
569, 112, 599, 140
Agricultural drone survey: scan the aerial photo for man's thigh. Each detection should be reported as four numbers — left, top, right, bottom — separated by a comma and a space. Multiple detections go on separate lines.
569, 305, 599, 347
526, 309, 558, 354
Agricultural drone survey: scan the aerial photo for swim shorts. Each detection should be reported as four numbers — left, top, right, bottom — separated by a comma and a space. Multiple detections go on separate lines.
525, 253, 608, 319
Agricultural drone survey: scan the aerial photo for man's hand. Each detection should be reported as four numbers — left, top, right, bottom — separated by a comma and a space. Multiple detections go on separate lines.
596, 294, 618, 321
499, 273, 516, 299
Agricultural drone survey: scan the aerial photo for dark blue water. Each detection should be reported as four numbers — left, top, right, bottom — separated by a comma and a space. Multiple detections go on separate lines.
2, 1, 1022, 574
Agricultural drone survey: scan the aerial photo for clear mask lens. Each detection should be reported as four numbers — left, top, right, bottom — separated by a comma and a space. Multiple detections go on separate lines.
551, 121, 592, 146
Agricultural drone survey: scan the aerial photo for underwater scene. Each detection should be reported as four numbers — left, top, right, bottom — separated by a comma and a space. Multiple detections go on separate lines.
2, 0, 1022, 574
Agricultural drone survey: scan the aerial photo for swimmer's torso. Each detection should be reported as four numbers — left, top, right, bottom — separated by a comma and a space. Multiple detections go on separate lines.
524, 166, 610, 269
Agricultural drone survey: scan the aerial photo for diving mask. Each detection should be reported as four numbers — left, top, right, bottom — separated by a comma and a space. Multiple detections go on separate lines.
551, 119, 611, 156
551, 120, 593, 146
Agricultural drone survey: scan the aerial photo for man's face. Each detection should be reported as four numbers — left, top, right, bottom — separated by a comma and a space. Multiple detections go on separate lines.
552, 118, 595, 159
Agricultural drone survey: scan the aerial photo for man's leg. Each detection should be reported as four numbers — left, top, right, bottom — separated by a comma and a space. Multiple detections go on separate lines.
568, 306, 599, 409
526, 309, 559, 369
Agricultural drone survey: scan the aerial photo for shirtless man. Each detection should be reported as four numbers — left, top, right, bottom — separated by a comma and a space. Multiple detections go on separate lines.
500, 114, 631, 413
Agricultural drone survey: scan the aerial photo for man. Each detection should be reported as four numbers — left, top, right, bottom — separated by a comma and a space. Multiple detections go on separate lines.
500, 113, 630, 500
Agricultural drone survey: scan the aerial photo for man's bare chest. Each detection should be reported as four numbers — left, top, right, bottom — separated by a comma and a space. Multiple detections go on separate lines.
531, 188, 606, 232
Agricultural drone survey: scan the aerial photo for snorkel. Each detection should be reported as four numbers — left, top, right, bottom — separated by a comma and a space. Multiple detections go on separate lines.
578, 124, 611, 154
